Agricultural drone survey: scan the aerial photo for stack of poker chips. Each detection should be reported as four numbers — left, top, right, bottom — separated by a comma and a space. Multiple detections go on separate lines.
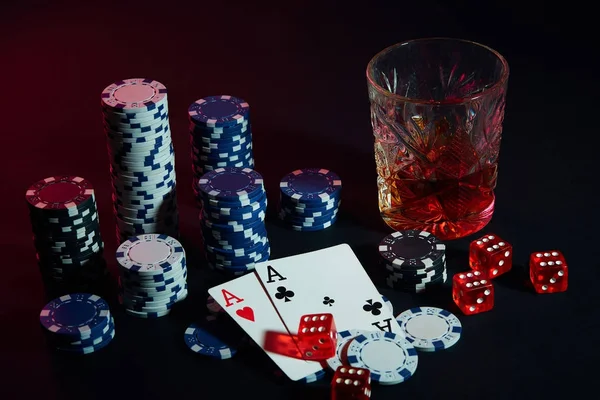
116, 234, 188, 318
26, 176, 108, 290
379, 230, 447, 292
188, 95, 255, 202
197, 167, 270, 276
278, 168, 342, 231
101, 78, 179, 244
39, 293, 115, 354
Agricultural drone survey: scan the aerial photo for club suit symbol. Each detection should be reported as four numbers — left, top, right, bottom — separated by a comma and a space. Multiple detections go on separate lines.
323, 296, 335, 307
275, 286, 295, 302
363, 299, 383, 316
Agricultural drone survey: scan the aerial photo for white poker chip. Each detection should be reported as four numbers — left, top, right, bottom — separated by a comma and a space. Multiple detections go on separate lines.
346, 330, 418, 385
395, 307, 462, 352
116, 234, 185, 275
325, 329, 366, 372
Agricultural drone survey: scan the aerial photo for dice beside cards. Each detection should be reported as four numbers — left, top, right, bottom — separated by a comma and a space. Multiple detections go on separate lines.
208, 243, 402, 381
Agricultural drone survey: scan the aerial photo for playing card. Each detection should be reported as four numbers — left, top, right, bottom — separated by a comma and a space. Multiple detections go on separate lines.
253, 243, 402, 336
207, 273, 323, 381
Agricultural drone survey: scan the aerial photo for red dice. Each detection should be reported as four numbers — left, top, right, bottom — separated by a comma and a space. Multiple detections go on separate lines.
297, 313, 337, 360
331, 366, 371, 400
469, 233, 512, 278
529, 251, 568, 294
452, 270, 494, 315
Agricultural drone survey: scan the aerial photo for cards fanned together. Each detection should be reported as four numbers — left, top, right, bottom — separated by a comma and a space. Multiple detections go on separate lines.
208, 243, 401, 381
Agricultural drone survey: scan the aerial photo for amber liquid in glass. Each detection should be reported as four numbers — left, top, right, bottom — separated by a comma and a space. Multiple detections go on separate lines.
373, 115, 500, 240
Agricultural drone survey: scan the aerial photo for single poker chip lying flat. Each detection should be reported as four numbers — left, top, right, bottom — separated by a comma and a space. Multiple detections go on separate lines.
184, 322, 237, 359
279, 168, 342, 203
39, 293, 111, 337
198, 167, 264, 201
346, 330, 418, 385
378, 230, 445, 270
188, 95, 250, 127
26, 176, 95, 212
395, 306, 462, 352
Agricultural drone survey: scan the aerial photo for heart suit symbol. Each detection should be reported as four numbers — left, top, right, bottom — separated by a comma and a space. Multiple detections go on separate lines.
236, 306, 255, 322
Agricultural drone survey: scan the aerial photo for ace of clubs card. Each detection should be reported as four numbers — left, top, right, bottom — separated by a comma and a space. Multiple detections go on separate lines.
253, 243, 402, 337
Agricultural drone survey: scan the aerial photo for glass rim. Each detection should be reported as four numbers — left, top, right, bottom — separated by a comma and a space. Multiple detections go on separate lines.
366, 37, 510, 106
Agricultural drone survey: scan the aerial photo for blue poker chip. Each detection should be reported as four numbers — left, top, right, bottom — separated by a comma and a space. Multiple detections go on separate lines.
198, 167, 264, 201
206, 244, 270, 267
206, 236, 268, 257
200, 210, 265, 232
289, 214, 338, 232
202, 192, 267, 216
55, 318, 115, 348
184, 322, 237, 359
280, 168, 342, 203
189, 119, 250, 134
201, 227, 268, 249
39, 293, 111, 338
280, 192, 340, 210
205, 204, 266, 224
188, 95, 250, 127
55, 329, 115, 354
279, 208, 338, 225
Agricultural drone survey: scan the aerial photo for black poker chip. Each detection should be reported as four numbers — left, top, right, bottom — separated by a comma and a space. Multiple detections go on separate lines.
386, 271, 448, 292
379, 230, 447, 292
26, 176, 108, 289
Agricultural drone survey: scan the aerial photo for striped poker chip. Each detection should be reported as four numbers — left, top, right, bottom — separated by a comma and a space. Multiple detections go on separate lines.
395, 307, 462, 352
279, 168, 342, 204
101, 78, 168, 113
188, 95, 250, 128
26, 176, 95, 213
116, 234, 185, 275
39, 293, 111, 338
325, 329, 367, 372
198, 167, 264, 201
346, 331, 418, 385
378, 230, 445, 271
184, 323, 237, 359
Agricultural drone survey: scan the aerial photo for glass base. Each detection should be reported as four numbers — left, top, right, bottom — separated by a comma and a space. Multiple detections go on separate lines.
381, 199, 494, 241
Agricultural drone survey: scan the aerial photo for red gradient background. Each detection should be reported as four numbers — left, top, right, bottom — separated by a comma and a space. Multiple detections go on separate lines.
0, 2, 593, 400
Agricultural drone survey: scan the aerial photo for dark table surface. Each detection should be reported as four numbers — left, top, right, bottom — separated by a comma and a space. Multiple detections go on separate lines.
1, 1, 595, 399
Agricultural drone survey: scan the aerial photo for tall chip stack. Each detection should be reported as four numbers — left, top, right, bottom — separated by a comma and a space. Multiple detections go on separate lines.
26, 176, 108, 293
196, 167, 270, 276
116, 234, 188, 318
188, 95, 254, 207
378, 230, 448, 292
278, 168, 342, 231
101, 78, 178, 244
